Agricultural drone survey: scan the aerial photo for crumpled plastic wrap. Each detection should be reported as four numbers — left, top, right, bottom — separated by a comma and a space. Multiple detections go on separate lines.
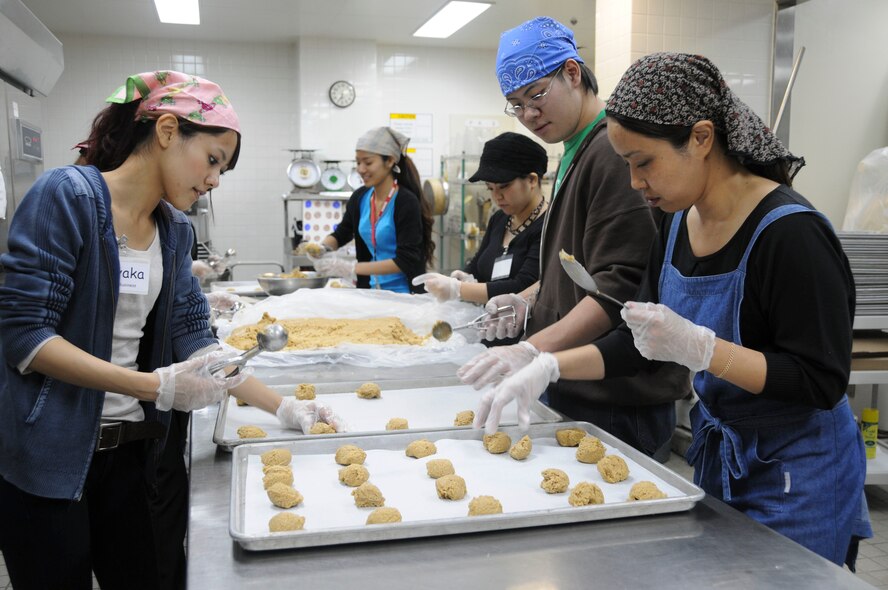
215, 288, 486, 369
843, 147, 888, 232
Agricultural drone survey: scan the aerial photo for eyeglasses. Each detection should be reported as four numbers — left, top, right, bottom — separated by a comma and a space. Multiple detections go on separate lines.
503, 66, 563, 118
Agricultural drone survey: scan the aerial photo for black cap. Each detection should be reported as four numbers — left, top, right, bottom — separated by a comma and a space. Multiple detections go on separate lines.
468, 132, 548, 183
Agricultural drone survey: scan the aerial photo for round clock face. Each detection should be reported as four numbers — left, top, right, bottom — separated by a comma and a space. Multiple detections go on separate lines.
329, 80, 356, 108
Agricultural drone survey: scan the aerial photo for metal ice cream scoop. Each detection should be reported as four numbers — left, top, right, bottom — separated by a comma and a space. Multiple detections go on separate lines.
208, 323, 289, 375
431, 306, 516, 342
559, 250, 627, 309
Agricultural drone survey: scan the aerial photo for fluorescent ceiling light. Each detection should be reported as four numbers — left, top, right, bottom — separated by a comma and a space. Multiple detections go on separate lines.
414, 1, 491, 38
154, 0, 200, 25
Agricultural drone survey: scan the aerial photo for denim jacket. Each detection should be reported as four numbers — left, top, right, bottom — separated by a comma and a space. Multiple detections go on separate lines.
0, 165, 215, 500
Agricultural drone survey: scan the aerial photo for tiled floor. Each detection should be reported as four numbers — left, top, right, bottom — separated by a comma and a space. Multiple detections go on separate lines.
2, 454, 888, 589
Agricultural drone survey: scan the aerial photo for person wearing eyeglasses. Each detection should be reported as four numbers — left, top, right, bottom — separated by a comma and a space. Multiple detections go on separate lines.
458, 17, 690, 462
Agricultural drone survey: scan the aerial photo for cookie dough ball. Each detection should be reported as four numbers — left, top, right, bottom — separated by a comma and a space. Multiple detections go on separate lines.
454, 410, 474, 426
237, 425, 267, 439
356, 382, 382, 399
303, 241, 325, 257
569, 482, 605, 506
468, 496, 503, 516
555, 428, 587, 447
366, 507, 402, 525
386, 417, 409, 430
435, 474, 467, 500
405, 439, 437, 459
339, 464, 370, 487
262, 466, 294, 489
352, 482, 385, 508
261, 448, 292, 467
294, 383, 316, 400
629, 481, 667, 501
236, 398, 249, 407
335, 444, 366, 466
268, 512, 305, 532
597, 455, 629, 483
310, 422, 336, 435
426, 458, 455, 479
540, 468, 570, 494
266, 483, 303, 509
483, 432, 512, 454
509, 435, 533, 460
576, 436, 606, 464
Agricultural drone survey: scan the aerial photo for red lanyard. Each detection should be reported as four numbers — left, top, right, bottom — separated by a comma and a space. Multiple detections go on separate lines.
369, 181, 398, 251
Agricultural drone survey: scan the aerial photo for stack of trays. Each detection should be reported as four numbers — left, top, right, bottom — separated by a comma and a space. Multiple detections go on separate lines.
838, 231, 888, 328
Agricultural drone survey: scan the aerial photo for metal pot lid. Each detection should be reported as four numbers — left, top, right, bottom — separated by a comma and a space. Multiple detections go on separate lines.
347, 168, 364, 190
287, 159, 322, 188
320, 167, 347, 191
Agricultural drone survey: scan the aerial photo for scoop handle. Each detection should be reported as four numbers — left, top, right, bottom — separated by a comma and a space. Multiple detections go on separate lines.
207, 345, 261, 375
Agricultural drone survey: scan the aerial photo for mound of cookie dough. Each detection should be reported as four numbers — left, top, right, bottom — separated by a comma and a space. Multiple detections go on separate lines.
386, 417, 408, 430
310, 422, 336, 435
294, 383, 316, 400
540, 468, 570, 494
339, 464, 370, 487
435, 474, 467, 500
426, 458, 455, 479
454, 410, 474, 426
405, 439, 437, 458
262, 466, 294, 489
237, 425, 267, 439
628, 481, 667, 501
569, 482, 605, 506
597, 455, 629, 483
335, 444, 366, 466
468, 496, 503, 516
509, 435, 532, 460
356, 382, 382, 399
261, 448, 292, 467
352, 482, 385, 507
576, 436, 606, 464
366, 507, 402, 525
266, 483, 303, 508
268, 512, 305, 532
555, 428, 587, 447
483, 432, 511, 454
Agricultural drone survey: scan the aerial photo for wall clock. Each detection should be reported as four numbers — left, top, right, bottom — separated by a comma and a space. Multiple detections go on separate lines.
329, 80, 356, 108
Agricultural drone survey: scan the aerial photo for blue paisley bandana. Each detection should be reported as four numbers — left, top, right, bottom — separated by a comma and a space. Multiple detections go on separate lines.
496, 16, 585, 96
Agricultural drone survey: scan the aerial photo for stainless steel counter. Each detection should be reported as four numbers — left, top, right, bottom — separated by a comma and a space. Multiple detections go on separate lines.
187, 405, 873, 589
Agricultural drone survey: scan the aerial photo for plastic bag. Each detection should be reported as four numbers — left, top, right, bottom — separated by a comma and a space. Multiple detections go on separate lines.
843, 147, 888, 232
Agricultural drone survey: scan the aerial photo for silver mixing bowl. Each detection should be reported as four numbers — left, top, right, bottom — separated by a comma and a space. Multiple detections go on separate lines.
256, 271, 325, 296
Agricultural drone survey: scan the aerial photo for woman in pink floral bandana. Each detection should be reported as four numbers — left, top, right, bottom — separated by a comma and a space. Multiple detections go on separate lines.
0, 71, 341, 589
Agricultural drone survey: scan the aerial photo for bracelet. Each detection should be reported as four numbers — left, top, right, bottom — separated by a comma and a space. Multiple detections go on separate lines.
715, 343, 737, 379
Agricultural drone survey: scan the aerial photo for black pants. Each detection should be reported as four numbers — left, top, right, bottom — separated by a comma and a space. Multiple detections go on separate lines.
0, 442, 159, 590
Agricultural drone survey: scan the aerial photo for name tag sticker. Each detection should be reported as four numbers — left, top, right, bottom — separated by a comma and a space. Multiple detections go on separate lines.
491, 254, 513, 281
119, 257, 150, 295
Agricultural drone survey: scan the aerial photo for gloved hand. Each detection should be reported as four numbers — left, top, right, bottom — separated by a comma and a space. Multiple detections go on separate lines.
457, 341, 540, 390
276, 397, 348, 432
191, 260, 215, 280
153, 350, 250, 412
450, 270, 477, 283
621, 301, 715, 372
412, 272, 461, 302
205, 291, 239, 311
312, 254, 357, 279
482, 294, 530, 341
474, 352, 560, 435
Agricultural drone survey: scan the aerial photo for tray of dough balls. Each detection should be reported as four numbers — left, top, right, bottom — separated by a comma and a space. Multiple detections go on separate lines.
229, 421, 705, 550
214, 377, 563, 449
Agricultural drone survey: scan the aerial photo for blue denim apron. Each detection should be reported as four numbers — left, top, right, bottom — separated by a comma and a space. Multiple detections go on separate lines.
358, 188, 410, 293
660, 204, 870, 566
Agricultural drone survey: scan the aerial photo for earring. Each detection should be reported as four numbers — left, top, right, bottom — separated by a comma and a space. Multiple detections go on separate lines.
393, 164, 401, 174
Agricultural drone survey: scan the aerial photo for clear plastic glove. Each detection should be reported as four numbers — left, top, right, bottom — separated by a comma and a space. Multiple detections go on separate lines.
620, 301, 715, 372
457, 341, 540, 390
191, 260, 215, 280
153, 350, 250, 412
276, 397, 348, 433
450, 270, 477, 283
411, 272, 460, 302
482, 293, 530, 341
205, 291, 239, 311
474, 352, 560, 435
312, 254, 357, 279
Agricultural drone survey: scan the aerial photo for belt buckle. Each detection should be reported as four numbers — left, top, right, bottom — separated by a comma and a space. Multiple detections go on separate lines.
96, 422, 123, 452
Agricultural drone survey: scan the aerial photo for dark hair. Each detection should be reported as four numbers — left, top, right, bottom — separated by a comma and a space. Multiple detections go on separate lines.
385, 153, 436, 267
607, 112, 792, 186
577, 62, 599, 95
84, 101, 241, 173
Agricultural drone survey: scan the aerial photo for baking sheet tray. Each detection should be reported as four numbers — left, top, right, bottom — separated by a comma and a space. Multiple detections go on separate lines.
210, 280, 267, 297
214, 378, 563, 449
230, 421, 705, 551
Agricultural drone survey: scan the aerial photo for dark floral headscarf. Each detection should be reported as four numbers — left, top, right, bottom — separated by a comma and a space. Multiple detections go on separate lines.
606, 52, 803, 179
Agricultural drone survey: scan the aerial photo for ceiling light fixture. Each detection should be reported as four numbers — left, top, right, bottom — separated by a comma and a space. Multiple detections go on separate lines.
154, 0, 201, 25
413, 1, 491, 39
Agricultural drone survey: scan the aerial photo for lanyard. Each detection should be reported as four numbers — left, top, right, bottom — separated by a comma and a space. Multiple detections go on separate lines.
369, 181, 398, 251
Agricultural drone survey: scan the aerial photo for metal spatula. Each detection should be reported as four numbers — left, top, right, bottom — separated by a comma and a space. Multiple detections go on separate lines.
558, 250, 627, 309
431, 306, 516, 341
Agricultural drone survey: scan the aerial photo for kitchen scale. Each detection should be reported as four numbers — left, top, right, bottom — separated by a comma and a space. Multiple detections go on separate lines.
285, 149, 321, 189
320, 160, 347, 191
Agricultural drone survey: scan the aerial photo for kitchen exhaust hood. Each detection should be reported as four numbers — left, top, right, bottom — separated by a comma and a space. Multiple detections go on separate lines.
0, 0, 63, 96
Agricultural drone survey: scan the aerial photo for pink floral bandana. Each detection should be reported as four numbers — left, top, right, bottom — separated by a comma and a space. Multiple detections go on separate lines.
106, 70, 240, 133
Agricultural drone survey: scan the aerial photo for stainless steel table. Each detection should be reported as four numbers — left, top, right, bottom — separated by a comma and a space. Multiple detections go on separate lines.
187, 405, 873, 589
